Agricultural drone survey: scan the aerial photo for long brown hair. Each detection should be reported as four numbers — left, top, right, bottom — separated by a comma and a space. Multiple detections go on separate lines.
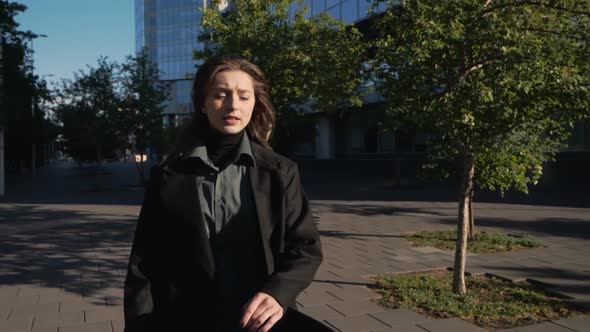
164, 55, 275, 164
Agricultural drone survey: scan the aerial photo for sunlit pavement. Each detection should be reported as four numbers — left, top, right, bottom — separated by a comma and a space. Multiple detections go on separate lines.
1, 160, 589, 331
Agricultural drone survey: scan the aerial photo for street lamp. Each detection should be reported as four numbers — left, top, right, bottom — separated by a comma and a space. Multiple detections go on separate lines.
30, 34, 47, 176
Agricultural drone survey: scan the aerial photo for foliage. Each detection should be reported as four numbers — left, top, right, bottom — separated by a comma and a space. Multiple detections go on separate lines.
407, 230, 542, 253
1, 1, 56, 172
0, 1, 37, 43
373, 271, 585, 329
373, 0, 590, 294
374, 0, 590, 194
119, 49, 170, 182
53, 103, 119, 163
54, 57, 123, 164
198, 0, 366, 154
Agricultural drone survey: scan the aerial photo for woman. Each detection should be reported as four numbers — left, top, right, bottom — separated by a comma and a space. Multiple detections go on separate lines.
124, 56, 324, 332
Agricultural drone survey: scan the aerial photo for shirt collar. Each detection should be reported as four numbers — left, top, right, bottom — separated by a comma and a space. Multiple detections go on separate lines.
182, 131, 256, 168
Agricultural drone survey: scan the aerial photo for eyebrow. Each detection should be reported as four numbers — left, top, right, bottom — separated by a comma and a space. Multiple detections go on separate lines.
212, 86, 253, 94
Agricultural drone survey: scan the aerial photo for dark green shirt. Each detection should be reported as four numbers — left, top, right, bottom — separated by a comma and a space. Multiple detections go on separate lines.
182, 133, 256, 238
183, 133, 266, 330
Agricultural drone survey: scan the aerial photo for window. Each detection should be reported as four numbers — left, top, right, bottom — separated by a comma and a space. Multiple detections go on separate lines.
341, 0, 358, 24
327, 4, 340, 19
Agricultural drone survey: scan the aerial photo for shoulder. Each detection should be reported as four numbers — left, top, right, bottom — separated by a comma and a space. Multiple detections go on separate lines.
251, 142, 298, 176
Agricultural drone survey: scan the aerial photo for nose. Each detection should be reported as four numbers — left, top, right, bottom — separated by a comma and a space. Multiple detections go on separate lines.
227, 93, 240, 111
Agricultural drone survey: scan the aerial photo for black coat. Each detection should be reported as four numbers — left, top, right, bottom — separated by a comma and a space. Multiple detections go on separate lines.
124, 142, 325, 331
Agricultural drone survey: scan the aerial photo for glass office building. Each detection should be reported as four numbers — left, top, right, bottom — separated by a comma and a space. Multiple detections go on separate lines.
289, 0, 388, 24
135, 0, 387, 128
135, 0, 212, 126
135, 0, 392, 158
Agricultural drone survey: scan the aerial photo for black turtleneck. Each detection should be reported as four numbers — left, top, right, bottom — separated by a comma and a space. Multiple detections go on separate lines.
205, 129, 244, 169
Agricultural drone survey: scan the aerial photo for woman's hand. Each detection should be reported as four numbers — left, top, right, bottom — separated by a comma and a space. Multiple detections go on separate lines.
241, 292, 284, 332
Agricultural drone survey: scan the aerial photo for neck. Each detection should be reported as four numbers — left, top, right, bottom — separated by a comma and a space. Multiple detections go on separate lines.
205, 128, 244, 166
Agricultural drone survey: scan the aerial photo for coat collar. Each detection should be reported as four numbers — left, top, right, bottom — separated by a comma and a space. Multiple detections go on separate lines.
160, 141, 283, 279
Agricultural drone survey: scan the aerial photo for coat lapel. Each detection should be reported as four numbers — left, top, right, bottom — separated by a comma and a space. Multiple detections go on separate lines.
249, 164, 276, 275
161, 167, 216, 279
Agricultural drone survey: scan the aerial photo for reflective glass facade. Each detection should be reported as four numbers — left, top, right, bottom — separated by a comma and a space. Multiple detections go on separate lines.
135, 0, 392, 122
135, 0, 205, 119
290, 0, 390, 25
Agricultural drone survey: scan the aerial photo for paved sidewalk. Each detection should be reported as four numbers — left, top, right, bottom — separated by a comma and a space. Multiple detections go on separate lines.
1, 161, 589, 331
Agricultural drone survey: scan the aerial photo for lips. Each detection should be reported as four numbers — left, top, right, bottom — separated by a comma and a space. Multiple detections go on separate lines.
223, 115, 240, 125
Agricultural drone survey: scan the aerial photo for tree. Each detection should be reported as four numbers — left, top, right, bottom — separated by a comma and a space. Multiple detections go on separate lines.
54, 57, 123, 185
373, 0, 590, 294
198, 0, 365, 154
1, 1, 56, 174
119, 49, 170, 184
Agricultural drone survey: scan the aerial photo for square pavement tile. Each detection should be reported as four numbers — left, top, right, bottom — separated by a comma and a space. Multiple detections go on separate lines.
112, 320, 124, 332
31, 311, 84, 330
513, 321, 576, 331
58, 321, 113, 332
10, 301, 60, 316
372, 323, 429, 332
31, 326, 59, 332
325, 313, 391, 332
1, 313, 33, 332
297, 289, 343, 307
327, 300, 386, 317
416, 318, 485, 331
17, 285, 62, 298
1, 303, 12, 320
85, 307, 124, 323
369, 309, 429, 326
299, 304, 345, 321
11, 294, 40, 306
326, 285, 375, 302
410, 247, 447, 254
38, 292, 84, 305
303, 282, 343, 295
552, 315, 590, 331
59, 299, 109, 313
0, 286, 20, 298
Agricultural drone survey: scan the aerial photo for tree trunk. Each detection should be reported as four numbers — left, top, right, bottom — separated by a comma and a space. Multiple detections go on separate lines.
452, 153, 475, 295
469, 190, 476, 240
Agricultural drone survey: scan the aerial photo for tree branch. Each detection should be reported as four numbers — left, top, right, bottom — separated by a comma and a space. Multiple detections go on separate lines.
481, 1, 590, 17
432, 57, 500, 105
459, 59, 497, 82
519, 27, 590, 41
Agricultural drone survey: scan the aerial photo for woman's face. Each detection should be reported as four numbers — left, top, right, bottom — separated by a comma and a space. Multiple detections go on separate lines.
202, 70, 256, 135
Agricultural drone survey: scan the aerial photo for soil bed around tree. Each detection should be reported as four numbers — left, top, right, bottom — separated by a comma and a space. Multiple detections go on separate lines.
372, 270, 587, 329
406, 230, 543, 253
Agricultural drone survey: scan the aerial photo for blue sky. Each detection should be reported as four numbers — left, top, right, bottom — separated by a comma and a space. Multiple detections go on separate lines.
15, 0, 134, 86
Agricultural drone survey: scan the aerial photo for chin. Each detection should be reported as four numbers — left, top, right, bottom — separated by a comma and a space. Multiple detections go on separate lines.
218, 126, 243, 135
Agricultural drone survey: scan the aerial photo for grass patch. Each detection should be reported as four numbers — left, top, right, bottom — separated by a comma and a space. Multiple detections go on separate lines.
407, 230, 543, 253
373, 270, 586, 329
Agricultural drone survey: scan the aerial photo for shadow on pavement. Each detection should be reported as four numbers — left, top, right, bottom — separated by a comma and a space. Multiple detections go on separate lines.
0, 204, 135, 303
431, 217, 590, 240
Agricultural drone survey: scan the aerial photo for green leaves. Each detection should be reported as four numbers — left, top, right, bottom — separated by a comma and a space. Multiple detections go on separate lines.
374, 0, 590, 195
198, 0, 365, 115
198, 0, 366, 153
120, 49, 170, 154
53, 52, 169, 164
